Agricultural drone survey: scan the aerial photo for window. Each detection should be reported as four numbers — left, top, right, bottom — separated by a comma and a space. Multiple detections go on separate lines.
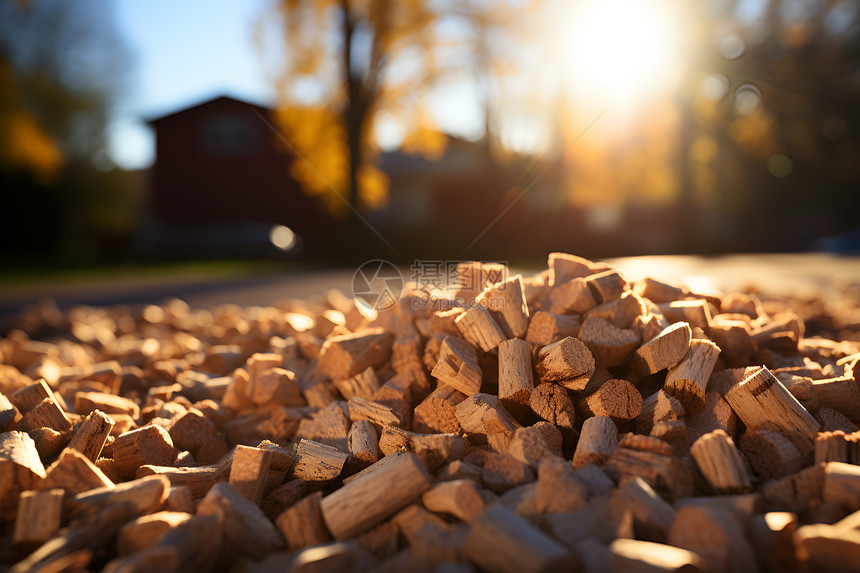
202, 114, 261, 155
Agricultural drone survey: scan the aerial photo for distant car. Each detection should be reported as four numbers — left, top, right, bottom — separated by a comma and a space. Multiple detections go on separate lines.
808, 226, 860, 255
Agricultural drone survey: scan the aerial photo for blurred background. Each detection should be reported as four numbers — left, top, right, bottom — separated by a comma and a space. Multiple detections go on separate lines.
1, 0, 859, 273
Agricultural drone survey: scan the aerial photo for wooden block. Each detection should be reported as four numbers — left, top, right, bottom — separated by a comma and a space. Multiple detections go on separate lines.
817, 407, 858, 433
250, 367, 306, 407
292, 439, 349, 482
584, 269, 628, 303
373, 371, 419, 429
579, 315, 640, 367
724, 366, 820, 456
667, 505, 758, 573
462, 504, 577, 573
378, 426, 469, 471
224, 404, 306, 446
532, 458, 587, 514
29, 426, 70, 461
549, 252, 609, 283
823, 461, 860, 509
67, 409, 114, 462
111, 424, 177, 479
334, 366, 381, 400
413, 384, 467, 434
616, 476, 676, 542
636, 390, 684, 435
38, 448, 114, 495
392, 501, 450, 544
605, 439, 694, 501
750, 511, 798, 573
548, 277, 597, 314
421, 479, 487, 523
137, 463, 226, 499
535, 336, 595, 389
738, 430, 802, 481
163, 485, 194, 513
530, 382, 576, 430
261, 478, 307, 521
320, 452, 431, 539
229, 445, 272, 505
74, 391, 139, 419
349, 396, 402, 429
708, 318, 755, 367
658, 300, 712, 331
508, 422, 563, 468
0, 392, 21, 431
527, 312, 580, 350
295, 401, 351, 451
585, 290, 646, 330
573, 415, 618, 467
347, 419, 379, 472
116, 510, 192, 555
454, 261, 508, 300
12, 488, 64, 546
663, 339, 720, 414
168, 408, 217, 456
576, 378, 643, 424
0, 431, 46, 519
18, 397, 73, 434
10, 379, 56, 414
814, 375, 860, 424
498, 338, 534, 419
760, 463, 825, 514
630, 322, 692, 377
689, 429, 751, 494
317, 328, 394, 381
815, 430, 860, 464
197, 481, 285, 559
276, 491, 331, 549
69, 474, 169, 516
454, 305, 506, 352
437, 459, 483, 483
455, 393, 520, 448
475, 274, 530, 339
609, 538, 706, 573
794, 522, 860, 573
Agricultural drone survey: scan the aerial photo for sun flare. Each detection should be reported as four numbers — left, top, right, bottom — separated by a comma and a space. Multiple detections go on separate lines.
566, 0, 686, 108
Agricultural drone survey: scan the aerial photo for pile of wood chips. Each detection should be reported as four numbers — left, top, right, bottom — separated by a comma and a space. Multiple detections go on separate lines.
2, 252, 860, 573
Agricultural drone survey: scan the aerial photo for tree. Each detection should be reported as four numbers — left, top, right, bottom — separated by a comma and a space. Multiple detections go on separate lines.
267, 0, 536, 217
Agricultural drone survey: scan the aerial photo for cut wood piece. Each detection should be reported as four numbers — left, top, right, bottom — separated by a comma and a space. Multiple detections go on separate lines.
675, 494, 762, 521
616, 477, 676, 543
67, 409, 114, 462
585, 290, 646, 330
163, 485, 194, 513
475, 275, 531, 339
74, 391, 139, 419
462, 504, 577, 573
584, 269, 629, 303
795, 522, 860, 573
168, 408, 217, 457
454, 305, 506, 352
663, 339, 720, 414
481, 450, 536, 494
454, 261, 508, 301
348, 396, 402, 430
508, 422, 563, 468
548, 277, 597, 315
250, 367, 305, 407
197, 481, 285, 560
636, 390, 685, 435
378, 426, 469, 471
724, 366, 820, 456
576, 378, 643, 424
526, 311, 581, 347
530, 382, 576, 430
38, 448, 114, 495
317, 328, 394, 381
578, 315, 640, 367
667, 504, 759, 573
111, 424, 177, 479
229, 445, 272, 505
320, 452, 431, 539
421, 479, 487, 523
347, 419, 379, 473
738, 430, 802, 481
631, 312, 672, 345
0, 431, 46, 519
413, 384, 467, 434
12, 488, 64, 547
685, 391, 739, 448
636, 277, 688, 304
29, 426, 70, 461
689, 429, 752, 494
454, 392, 520, 448
814, 375, 860, 423
535, 336, 595, 388
10, 379, 58, 414
261, 478, 306, 521
68, 474, 169, 517
430, 336, 483, 396
610, 538, 707, 573
116, 510, 191, 555
372, 371, 419, 429
0, 392, 20, 431
498, 338, 534, 419
760, 464, 825, 514
817, 407, 858, 433
823, 461, 860, 509
549, 252, 609, 283
658, 300, 712, 331
437, 459, 483, 483
109, 512, 222, 572
630, 322, 692, 377
276, 491, 331, 549
815, 430, 860, 464
573, 415, 618, 467
334, 366, 381, 401
137, 463, 225, 499
392, 501, 450, 544
532, 458, 587, 514
604, 440, 694, 501
750, 511, 798, 573
292, 439, 349, 482
295, 401, 351, 451
18, 397, 73, 433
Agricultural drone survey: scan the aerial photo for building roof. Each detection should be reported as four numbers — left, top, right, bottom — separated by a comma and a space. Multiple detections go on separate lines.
145, 94, 273, 125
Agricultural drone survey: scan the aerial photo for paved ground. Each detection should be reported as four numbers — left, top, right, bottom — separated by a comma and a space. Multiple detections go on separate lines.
1, 254, 859, 318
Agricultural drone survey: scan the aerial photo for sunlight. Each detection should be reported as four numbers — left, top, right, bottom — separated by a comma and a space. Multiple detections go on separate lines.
566, 0, 686, 109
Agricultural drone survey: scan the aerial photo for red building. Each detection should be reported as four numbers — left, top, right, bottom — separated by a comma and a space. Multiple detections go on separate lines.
145, 95, 335, 256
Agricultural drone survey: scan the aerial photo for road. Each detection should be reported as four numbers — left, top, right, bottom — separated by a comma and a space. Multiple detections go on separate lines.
1, 254, 859, 318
